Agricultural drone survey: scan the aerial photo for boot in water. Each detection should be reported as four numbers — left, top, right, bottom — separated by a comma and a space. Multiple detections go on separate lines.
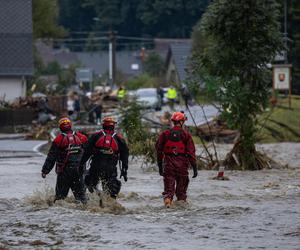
164, 198, 172, 208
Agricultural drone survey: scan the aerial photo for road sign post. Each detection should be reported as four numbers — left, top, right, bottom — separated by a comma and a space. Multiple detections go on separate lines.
272, 64, 292, 108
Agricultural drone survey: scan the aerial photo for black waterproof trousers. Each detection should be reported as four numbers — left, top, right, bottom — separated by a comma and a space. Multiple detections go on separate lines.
55, 166, 86, 203
85, 157, 121, 198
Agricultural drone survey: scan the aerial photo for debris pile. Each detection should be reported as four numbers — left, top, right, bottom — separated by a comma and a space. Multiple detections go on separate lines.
0, 96, 38, 110
197, 118, 238, 141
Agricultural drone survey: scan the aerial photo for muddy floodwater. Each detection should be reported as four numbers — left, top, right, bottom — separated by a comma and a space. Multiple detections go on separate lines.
0, 143, 300, 249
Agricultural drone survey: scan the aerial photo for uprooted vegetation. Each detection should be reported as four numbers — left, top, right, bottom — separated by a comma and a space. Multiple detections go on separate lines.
119, 102, 158, 166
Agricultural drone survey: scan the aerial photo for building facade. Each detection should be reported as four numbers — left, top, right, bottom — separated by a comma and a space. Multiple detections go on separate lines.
0, 0, 34, 102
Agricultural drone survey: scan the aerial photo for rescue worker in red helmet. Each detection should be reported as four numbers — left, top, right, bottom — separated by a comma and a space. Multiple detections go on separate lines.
41, 117, 88, 204
155, 111, 197, 207
81, 117, 129, 199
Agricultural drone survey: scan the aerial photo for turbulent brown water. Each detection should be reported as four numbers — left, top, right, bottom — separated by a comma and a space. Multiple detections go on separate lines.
1, 144, 300, 249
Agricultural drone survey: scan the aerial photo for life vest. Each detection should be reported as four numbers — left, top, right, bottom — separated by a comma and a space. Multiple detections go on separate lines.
94, 130, 119, 155
56, 132, 84, 172
163, 129, 186, 155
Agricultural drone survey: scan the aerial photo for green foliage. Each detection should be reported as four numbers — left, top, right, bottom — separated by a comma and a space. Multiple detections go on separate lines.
29, 58, 80, 94
61, 0, 210, 38
287, 0, 300, 94
42, 61, 62, 75
143, 52, 165, 77
84, 0, 123, 30
138, 0, 210, 37
59, 0, 95, 32
58, 63, 80, 90
125, 74, 156, 90
32, 0, 65, 38
119, 102, 157, 164
193, 0, 283, 169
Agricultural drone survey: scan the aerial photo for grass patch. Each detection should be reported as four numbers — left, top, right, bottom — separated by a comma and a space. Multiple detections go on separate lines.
257, 95, 300, 142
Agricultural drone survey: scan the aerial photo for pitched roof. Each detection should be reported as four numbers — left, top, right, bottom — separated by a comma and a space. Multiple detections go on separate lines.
0, 0, 34, 76
169, 42, 192, 82
76, 51, 142, 76
36, 43, 143, 77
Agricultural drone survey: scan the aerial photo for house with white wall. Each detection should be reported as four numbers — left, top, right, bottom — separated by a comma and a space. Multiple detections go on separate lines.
0, 0, 33, 102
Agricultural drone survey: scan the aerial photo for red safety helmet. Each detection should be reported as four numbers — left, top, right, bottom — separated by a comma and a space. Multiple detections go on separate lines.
102, 117, 117, 127
171, 111, 187, 122
58, 117, 72, 131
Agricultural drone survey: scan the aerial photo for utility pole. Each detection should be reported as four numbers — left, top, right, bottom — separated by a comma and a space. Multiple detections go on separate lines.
93, 18, 117, 87
108, 30, 116, 88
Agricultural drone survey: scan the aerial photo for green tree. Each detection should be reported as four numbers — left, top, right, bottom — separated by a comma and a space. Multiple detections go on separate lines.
83, 0, 144, 36
120, 101, 157, 164
143, 52, 165, 77
33, 0, 65, 38
79, 0, 209, 38
58, 0, 95, 32
192, 0, 283, 170
84, 0, 124, 30
287, 0, 300, 94
138, 0, 209, 37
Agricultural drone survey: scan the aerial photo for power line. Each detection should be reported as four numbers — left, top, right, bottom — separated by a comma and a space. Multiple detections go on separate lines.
44, 36, 154, 43
69, 31, 112, 34
116, 35, 154, 41
57, 42, 154, 48
46, 37, 108, 42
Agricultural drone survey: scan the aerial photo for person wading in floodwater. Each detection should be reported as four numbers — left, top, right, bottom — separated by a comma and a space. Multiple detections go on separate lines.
41, 117, 88, 204
82, 117, 129, 200
155, 111, 198, 208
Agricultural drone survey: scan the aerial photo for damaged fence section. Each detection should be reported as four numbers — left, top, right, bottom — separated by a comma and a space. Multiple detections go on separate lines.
0, 108, 35, 127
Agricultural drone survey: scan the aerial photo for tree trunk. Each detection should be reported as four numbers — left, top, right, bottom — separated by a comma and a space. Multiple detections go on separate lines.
223, 119, 275, 170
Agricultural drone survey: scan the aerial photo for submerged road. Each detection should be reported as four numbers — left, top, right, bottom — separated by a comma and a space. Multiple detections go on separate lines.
0, 139, 299, 249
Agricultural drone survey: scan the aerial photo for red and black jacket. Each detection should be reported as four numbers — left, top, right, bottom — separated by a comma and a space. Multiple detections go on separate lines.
81, 129, 129, 170
42, 131, 88, 174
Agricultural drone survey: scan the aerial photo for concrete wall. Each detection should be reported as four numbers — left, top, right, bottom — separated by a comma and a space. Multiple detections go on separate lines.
0, 77, 26, 102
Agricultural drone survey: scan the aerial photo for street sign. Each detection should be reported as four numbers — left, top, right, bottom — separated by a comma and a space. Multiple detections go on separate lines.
76, 68, 93, 83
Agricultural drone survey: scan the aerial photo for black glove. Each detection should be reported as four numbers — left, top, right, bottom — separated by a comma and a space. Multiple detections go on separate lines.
41, 172, 47, 179
120, 168, 128, 182
192, 164, 198, 178
158, 162, 163, 176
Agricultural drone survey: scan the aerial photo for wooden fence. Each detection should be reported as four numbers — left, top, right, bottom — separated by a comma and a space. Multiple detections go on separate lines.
0, 108, 35, 127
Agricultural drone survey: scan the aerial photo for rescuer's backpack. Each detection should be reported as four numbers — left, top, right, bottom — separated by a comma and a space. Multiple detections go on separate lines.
56, 132, 84, 172
163, 129, 186, 155
95, 130, 119, 155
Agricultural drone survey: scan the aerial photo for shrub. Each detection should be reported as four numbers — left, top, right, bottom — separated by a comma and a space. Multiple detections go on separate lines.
119, 101, 157, 165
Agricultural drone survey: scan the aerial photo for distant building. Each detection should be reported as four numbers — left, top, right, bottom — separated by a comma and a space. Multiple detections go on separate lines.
36, 41, 143, 79
36, 39, 193, 85
0, 0, 34, 102
76, 51, 142, 78
165, 41, 192, 85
